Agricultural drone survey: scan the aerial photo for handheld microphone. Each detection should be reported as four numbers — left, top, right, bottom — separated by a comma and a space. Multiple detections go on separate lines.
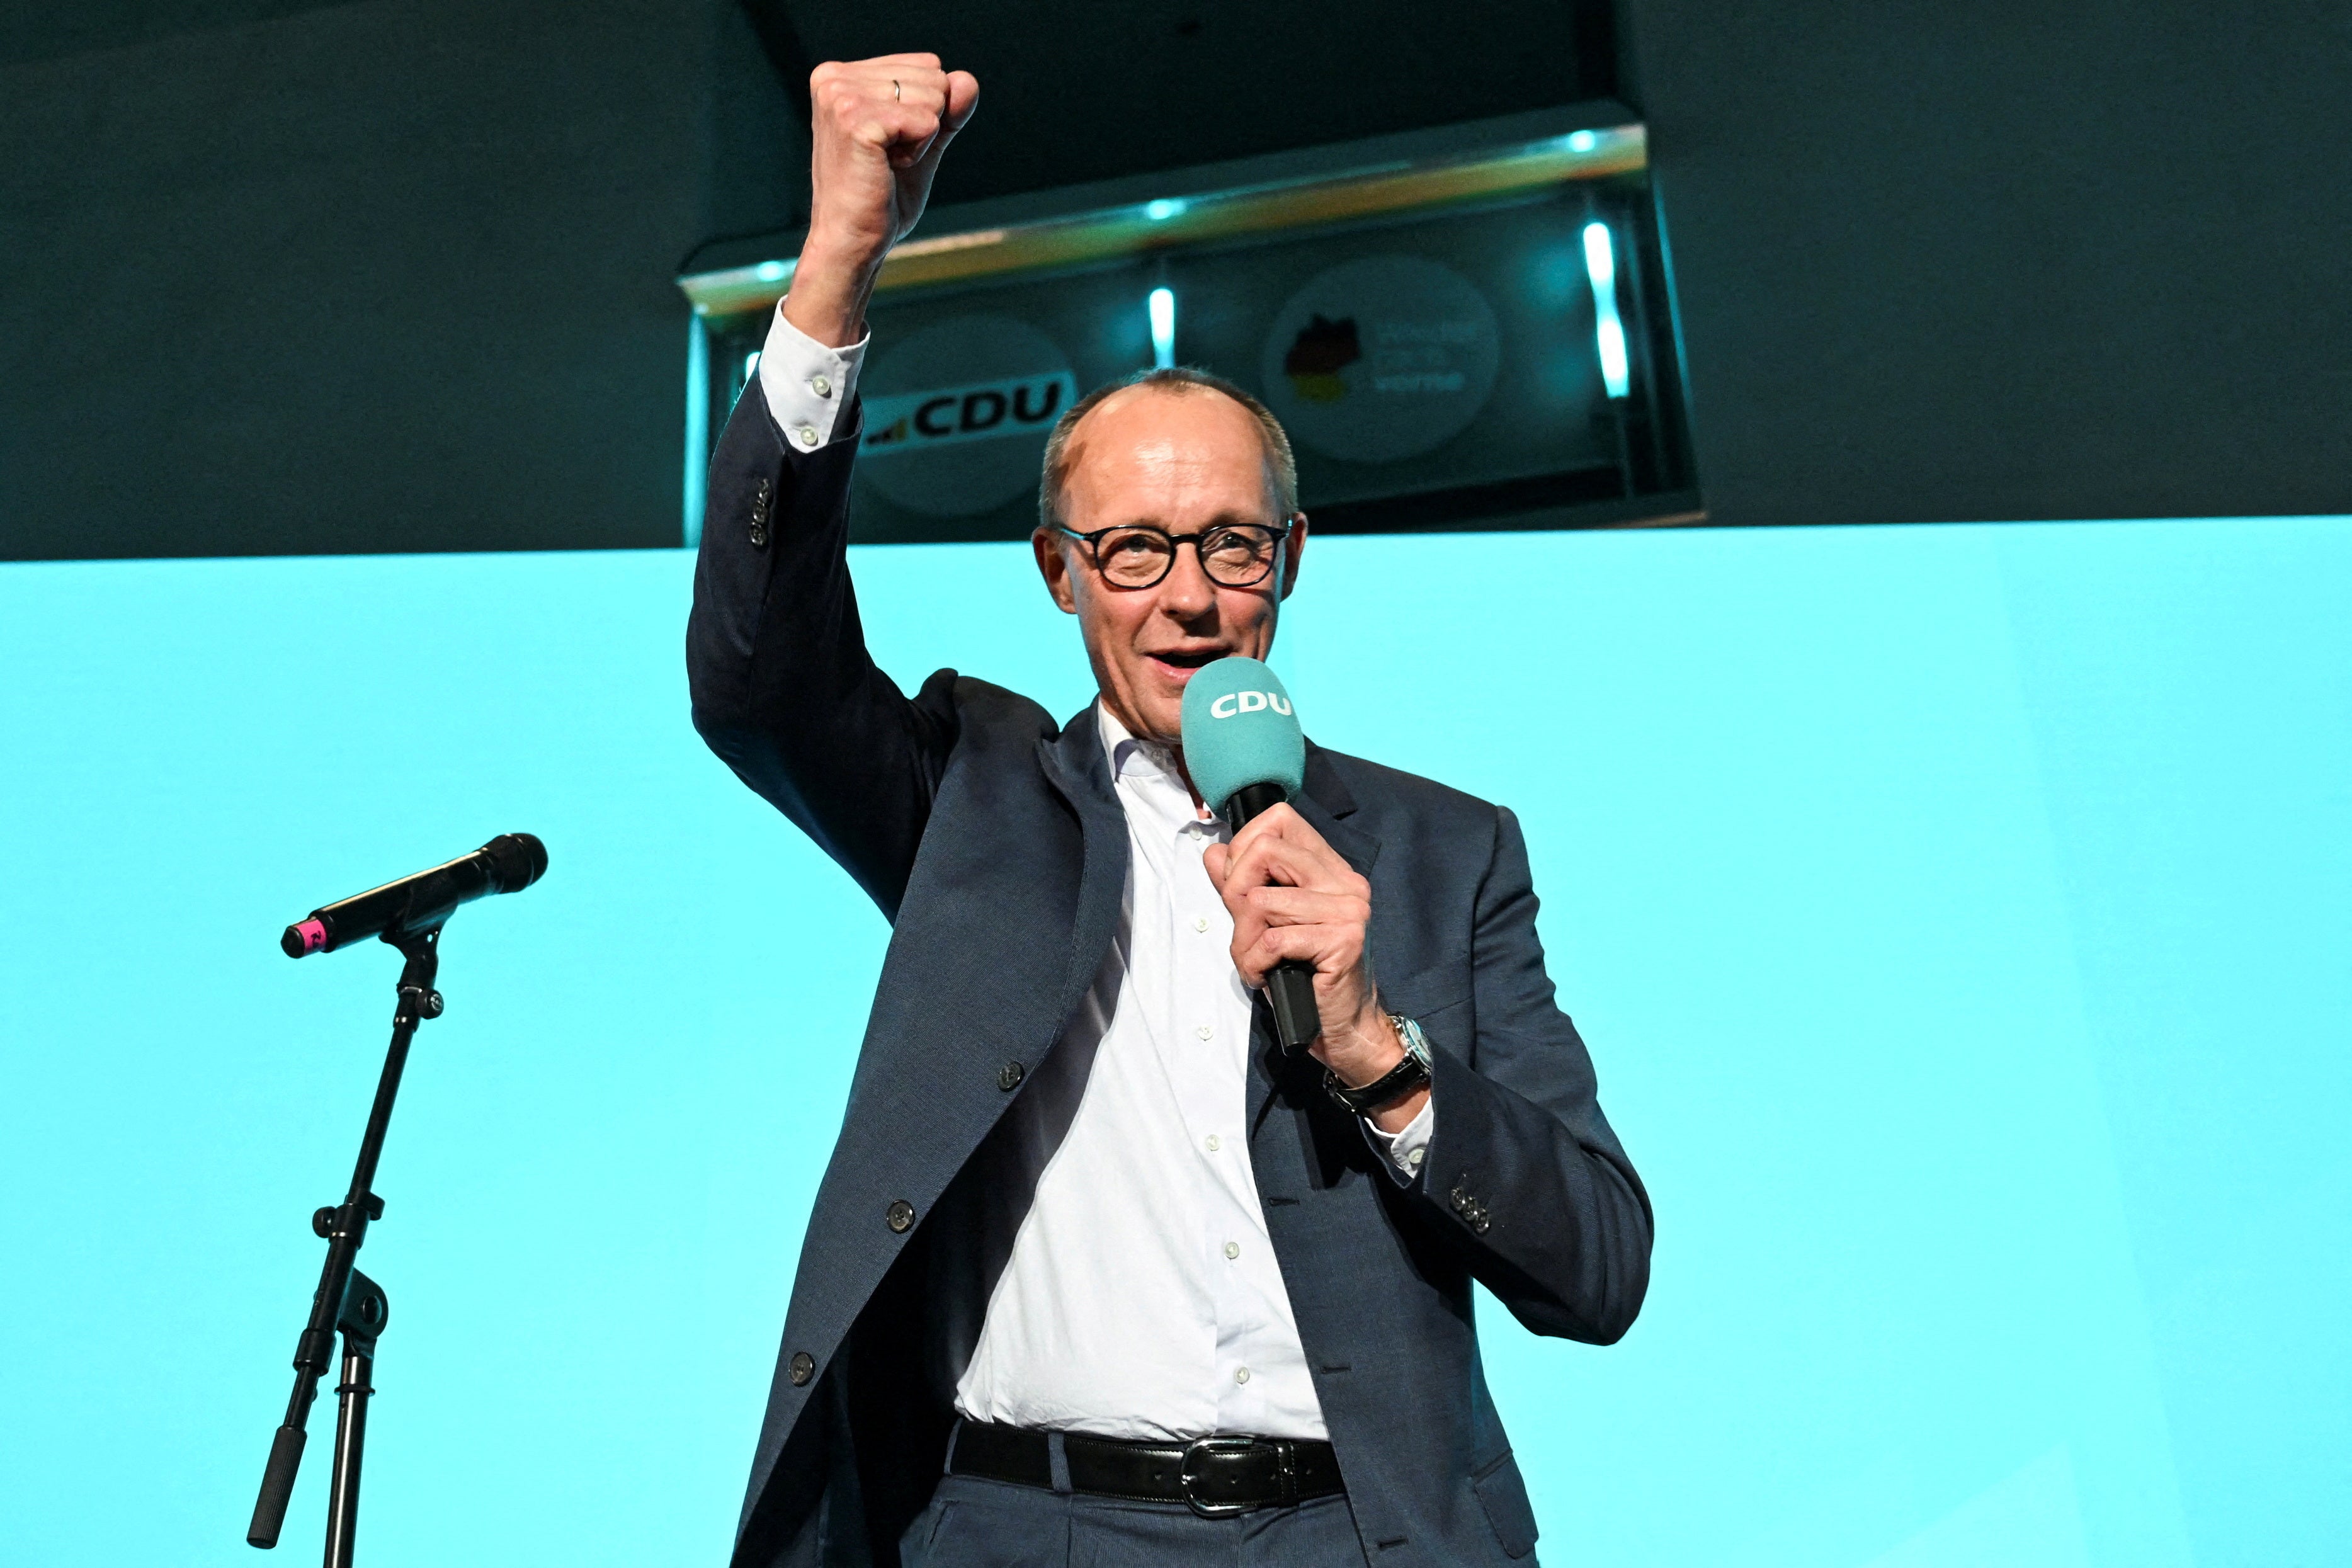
282, 833, 548, 957
1180, 657, 1319, 1054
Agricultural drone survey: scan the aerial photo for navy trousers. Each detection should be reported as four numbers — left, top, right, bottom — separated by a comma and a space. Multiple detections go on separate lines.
900, 1463, 1370, 1567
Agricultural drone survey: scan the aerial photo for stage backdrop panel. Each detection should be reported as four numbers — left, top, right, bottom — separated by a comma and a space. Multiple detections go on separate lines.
2, 516, 2344, 1567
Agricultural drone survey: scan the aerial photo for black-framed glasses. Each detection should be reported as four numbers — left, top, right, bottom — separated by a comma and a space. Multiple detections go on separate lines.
1050, 519, 1295, 590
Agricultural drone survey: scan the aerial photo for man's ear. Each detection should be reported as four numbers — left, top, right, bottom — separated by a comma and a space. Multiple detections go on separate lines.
1278, 512, 1308, 601
1033, 528, 1080, 615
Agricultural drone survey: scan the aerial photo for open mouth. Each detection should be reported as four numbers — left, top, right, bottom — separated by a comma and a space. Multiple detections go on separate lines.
1147, 648, 1225, 674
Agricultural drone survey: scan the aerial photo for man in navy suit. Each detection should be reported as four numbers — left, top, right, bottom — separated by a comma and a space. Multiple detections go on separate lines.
688, 52, 1650, 1568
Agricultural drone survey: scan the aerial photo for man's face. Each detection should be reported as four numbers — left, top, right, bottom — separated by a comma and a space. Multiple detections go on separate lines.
1033, 386, 1305, 747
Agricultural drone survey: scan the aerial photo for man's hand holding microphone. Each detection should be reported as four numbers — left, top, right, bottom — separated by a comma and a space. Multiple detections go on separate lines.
1185, 664, 1427, 1135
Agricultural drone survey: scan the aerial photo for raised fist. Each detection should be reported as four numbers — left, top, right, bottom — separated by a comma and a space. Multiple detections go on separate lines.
786, 54, 979, 346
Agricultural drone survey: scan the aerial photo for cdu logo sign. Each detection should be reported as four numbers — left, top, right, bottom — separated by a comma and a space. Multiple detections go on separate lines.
861, 370, 1079, 457
1208, 690, 1293, 719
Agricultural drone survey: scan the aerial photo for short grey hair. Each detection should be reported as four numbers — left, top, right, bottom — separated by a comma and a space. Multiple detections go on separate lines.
1037, 366, 1299, 534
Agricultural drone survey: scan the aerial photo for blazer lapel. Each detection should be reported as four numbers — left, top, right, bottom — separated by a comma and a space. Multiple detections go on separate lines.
1036, 703, 1130, 1037
1291, 741, 1378, 880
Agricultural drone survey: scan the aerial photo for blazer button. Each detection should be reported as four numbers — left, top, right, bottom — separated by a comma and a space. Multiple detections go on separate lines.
788, 1351, 814, 1386
749, 478, 773, 548
996, 1060, 1025, 1091
886, 1199, 916, 1233
1450, 1185, 1492, 1235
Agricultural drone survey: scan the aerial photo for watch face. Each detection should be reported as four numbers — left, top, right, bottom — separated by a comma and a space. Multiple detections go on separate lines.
1390, 1014, 1433, 1068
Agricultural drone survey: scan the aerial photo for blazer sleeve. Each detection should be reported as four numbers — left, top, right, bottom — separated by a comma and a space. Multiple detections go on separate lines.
686, 372, 959, 919
1410, 805, 1654, 1344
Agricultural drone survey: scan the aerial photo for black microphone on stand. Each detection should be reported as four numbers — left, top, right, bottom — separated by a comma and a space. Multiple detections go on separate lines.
249, 832, 546, 1560
283, 833, 547, 958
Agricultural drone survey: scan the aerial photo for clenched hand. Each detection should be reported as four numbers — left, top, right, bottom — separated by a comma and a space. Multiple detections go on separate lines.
785, 54, 979, 348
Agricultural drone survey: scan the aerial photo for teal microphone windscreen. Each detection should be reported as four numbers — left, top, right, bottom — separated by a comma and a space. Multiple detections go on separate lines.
1180, 656, 1305, 814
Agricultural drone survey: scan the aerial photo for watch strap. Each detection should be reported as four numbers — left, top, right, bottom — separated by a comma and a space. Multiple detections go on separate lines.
1324, 1014, 1433, 1115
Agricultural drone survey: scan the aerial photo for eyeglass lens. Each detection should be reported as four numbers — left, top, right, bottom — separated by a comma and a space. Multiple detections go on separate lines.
1095, 526, 1281, 588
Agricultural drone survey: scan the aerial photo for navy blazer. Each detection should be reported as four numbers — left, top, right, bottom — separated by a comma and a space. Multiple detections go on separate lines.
686, 374, 1652, 1568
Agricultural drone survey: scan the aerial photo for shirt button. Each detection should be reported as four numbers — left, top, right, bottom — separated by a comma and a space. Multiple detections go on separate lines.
1205, 1134, 1221, 1152
1224, 1241, 1241, 1260
1195, 1025, 1212, 1040
1407, 1148, 1426, 1168
1234, 1367, 1251, 1385
795, 424, 819, 447
1193, 917, 1209, 933
810, 373, 832, 397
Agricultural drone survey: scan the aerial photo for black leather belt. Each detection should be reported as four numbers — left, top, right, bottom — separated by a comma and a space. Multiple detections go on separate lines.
948, 1420, 1345, 1518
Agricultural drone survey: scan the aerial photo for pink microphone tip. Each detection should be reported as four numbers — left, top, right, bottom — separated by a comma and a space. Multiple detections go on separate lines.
283, 918, 329, 958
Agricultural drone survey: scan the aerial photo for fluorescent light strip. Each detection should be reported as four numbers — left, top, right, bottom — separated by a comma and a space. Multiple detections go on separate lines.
683, 317, 708, 547
1149, 286, 1177, 369
1583, 220, 1631, 399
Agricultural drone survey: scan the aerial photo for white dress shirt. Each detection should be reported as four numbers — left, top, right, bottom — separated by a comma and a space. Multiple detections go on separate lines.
758, 302, 1431, 1440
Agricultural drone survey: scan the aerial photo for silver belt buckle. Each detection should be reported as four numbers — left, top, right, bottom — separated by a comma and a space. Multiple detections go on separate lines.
1179, 1437, 1259, 1518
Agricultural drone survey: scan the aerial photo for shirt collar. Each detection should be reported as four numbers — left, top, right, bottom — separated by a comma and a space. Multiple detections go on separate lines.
1096, 702, 1180, 783
1096, 702, 1222, 827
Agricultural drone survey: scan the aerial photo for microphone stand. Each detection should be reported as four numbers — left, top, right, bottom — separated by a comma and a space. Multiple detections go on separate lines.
247, 925, 444, 1560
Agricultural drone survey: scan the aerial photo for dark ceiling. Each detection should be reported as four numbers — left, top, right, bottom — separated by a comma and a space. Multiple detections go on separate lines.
8, 0, 2349, 560
0, 1, 345, 65
739, 0, 1620, 207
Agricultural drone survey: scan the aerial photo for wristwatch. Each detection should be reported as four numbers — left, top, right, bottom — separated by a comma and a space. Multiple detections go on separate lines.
1324, 1014, 1433, 1116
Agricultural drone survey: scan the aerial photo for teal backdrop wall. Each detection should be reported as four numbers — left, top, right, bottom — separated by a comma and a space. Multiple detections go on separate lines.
3, 518, 2346, 1566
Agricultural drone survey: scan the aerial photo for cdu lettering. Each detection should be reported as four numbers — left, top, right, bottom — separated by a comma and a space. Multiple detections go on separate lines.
914, 397, 957, 437
960, 390, 1007, 432
1013, 381, 1062, 423
1208, 690, 1290, 719
864, 370, 1081, 458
